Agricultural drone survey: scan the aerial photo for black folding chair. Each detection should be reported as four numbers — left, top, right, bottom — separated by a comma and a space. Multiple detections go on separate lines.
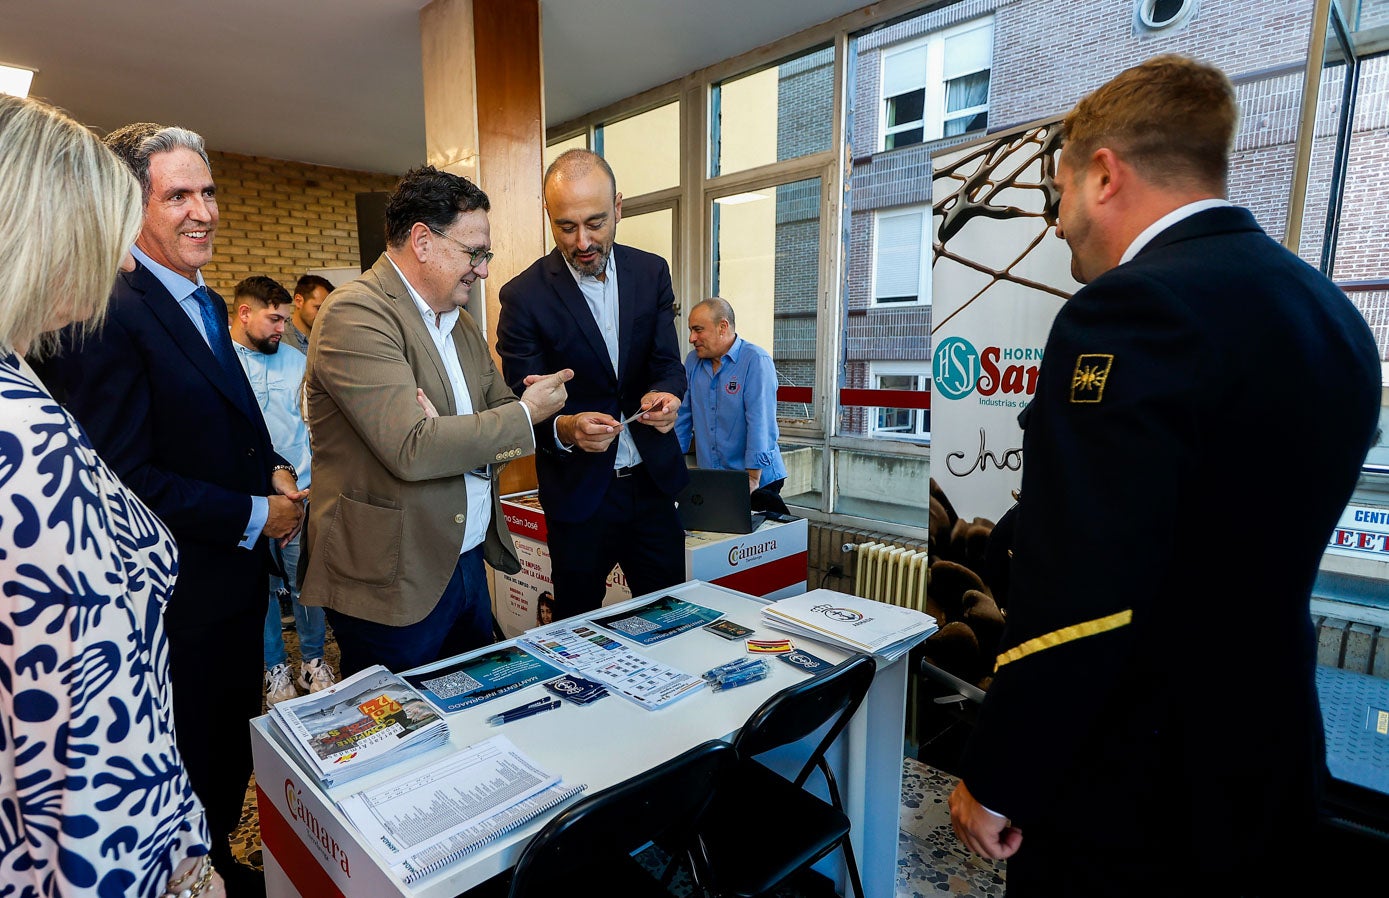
694, 653, 877, 898
507, 739, 735, 898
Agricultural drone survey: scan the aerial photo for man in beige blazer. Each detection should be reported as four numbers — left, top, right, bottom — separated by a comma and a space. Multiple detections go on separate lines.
301, 166, 571, 675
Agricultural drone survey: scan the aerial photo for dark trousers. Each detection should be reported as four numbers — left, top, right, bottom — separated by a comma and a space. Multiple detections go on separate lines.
327, 546, 492, 677
166, 603, 263, 889
546, 464, 685, 621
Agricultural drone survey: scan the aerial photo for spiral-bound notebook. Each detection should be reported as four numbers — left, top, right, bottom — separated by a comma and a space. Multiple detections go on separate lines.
336, 734, 586, 884
396, 781, 587, 882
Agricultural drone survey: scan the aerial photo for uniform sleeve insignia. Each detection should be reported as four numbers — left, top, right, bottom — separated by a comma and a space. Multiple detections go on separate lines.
1070, 354, 1113, 403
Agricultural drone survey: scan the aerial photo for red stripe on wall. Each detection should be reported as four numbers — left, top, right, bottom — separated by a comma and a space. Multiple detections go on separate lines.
712, 552, 809, 596
257, 784, 347, 898
776, 386, 931, 409
839, 388, 931, 410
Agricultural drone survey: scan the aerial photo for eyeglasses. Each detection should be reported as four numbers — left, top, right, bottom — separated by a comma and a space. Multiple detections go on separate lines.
428, 227, 494, 267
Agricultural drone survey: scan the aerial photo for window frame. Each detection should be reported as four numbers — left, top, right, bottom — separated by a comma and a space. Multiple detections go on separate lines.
877, 16, 994, 152
870, 205, 931, 307
867, 361, 931, 442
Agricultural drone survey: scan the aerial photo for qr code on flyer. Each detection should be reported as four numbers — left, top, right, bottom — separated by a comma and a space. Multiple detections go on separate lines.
421, 671, 484, 698
609, 618, 659, 636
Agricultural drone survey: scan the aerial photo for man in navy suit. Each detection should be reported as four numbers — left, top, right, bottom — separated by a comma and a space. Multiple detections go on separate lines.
498, 149, 689, 620
948, 56, 1382, 895
44, 123, 302, 896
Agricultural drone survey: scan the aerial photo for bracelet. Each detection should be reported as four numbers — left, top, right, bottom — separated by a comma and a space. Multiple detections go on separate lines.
271, 463, 297, 480
160, 857, 215, 898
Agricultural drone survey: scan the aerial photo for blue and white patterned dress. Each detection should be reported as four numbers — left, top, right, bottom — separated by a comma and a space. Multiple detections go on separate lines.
0, 352, 209, 897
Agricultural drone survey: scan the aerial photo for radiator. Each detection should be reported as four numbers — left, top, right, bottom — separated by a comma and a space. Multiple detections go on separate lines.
849, 541, 930, 612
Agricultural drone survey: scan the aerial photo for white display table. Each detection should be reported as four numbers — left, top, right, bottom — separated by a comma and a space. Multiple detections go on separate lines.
251, 581, 916, 898
491, 490, 808, 637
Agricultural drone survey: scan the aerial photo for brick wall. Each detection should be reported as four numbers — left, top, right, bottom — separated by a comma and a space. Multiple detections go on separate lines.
199, 151, 399, 301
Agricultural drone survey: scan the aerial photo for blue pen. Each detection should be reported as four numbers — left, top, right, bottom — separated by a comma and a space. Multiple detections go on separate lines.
486, 697, 562, 726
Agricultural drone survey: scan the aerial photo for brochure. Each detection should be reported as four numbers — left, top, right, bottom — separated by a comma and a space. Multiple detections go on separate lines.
590, 594, 724, 646
269, 665, 448, 788
518, 621, 624, 673
583, 649, 707, 710
760, 588, 938, 662
403, 645, 564, 714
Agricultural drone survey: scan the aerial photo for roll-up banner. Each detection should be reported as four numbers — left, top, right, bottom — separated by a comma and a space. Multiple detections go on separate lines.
930, 119, 1077, 525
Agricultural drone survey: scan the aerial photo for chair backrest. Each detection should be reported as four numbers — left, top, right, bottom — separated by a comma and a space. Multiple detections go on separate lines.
732, 653, 877, 790
508, 739, 736, 896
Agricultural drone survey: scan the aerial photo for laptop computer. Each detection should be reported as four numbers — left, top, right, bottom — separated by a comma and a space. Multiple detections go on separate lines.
675, 468, 767, 534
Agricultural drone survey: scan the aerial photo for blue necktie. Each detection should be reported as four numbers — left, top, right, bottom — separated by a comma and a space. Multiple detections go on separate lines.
192, 285, 238, 375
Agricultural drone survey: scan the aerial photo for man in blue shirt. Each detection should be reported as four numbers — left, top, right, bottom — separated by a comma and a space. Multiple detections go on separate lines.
230, 276, 335, 705
675, 298, 787, 495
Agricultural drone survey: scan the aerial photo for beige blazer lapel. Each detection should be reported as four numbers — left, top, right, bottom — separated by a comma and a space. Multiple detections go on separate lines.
371, 254, 460, 415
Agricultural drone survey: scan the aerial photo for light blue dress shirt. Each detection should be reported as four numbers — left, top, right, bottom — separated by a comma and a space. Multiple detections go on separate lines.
674, 335, 787, 487
554, 253, 642, 469
232, 342, 312, 489
131, 245, 267, 547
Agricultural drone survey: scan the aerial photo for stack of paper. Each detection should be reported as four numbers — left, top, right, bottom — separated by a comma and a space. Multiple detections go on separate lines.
337, 735, 586, 884
269, 665, 449, 788
760, 589, 938, 662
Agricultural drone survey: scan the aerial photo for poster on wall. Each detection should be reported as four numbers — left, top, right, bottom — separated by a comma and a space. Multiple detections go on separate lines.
930, 119, 1077, 525
1326, 504, 1389, 561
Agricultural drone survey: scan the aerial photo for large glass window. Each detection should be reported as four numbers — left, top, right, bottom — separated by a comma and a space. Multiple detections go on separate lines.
596, 101, 680, 198
711, 45, 834, 177
711, 177, 822, 380
616, 207, 674, 268
544, 0, 1388, 609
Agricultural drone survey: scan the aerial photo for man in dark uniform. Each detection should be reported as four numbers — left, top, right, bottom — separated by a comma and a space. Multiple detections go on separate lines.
949, 55, 1381, 896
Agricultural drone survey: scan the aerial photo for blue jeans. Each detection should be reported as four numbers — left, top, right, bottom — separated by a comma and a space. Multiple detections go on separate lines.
263, 538, 326, 666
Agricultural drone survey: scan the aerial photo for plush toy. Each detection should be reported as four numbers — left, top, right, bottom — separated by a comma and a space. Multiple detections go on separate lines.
922, 480, 1016, 688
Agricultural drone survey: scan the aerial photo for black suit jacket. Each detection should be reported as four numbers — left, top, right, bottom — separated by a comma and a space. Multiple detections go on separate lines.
40, 262, 284, 631
496, 245, 688, 523
960, 207, 1381, 875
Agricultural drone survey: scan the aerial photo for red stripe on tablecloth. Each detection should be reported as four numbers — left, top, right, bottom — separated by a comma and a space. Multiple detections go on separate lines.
257, 784, 347, 898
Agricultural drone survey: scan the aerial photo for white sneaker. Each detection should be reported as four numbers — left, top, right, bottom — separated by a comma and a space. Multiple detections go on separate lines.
298, 657, 337, 693
265, 663, 298, 706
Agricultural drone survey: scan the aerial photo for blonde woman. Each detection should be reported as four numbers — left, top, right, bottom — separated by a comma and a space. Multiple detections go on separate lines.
0, 95, 224, 897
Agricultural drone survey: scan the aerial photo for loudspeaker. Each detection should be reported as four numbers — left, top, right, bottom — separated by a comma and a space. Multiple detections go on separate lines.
355, 192, 390, 271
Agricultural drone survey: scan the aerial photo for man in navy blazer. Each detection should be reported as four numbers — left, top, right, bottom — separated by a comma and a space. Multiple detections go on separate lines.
41, 123, 302, 896
948, 56, 1382, 894
498, 149, 688, 620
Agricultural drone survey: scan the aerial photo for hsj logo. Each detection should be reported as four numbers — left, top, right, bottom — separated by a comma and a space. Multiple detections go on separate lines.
933, 337, 980, 400
933, 336, 1043, 402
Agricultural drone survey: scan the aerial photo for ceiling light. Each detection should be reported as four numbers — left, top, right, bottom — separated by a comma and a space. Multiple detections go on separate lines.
714, 192, 769, 206
0, 64, 36, 98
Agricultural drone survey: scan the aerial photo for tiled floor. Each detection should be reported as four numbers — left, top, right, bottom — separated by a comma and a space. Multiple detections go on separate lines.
229, 617, 1007, 896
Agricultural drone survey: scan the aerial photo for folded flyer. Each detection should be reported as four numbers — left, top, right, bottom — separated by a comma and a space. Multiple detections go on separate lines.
590, 594, 724, 646
403, 644, 563, 714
